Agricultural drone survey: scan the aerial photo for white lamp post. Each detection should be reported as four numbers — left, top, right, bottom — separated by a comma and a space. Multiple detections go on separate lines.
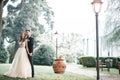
91, 0, 103, 80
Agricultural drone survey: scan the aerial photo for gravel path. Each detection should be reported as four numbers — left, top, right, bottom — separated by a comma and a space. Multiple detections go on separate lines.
66, 64, 120, 80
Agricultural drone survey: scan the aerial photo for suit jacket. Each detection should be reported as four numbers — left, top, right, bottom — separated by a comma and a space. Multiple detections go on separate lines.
27, 37, 34, 53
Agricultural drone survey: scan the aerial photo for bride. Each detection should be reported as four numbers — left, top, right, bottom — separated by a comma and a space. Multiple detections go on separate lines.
4, 32, 32, 78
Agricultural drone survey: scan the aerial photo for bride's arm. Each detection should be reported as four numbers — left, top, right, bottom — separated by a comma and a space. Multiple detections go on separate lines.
25, 40, 30, 54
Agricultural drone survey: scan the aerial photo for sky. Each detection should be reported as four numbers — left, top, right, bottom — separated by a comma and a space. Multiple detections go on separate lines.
47, 0, 96, 36
46, 0, 108, 56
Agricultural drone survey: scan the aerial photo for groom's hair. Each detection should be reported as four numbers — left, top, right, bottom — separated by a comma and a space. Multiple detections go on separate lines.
26, 29, 30, 32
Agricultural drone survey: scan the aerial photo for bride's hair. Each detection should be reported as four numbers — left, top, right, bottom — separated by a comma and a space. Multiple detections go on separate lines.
19, 32, 26, 42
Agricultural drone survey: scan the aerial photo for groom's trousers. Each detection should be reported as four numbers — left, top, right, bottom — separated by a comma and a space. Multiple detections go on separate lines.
28, 55, 34, 77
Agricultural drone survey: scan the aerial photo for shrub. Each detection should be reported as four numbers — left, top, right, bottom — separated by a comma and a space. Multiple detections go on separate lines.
118, 57, 120, 61
0, 44, 8, 63
99, 57, 106, 62
33, 44, 55, 66
77, 57, 82, 64
81, 56, 96, 67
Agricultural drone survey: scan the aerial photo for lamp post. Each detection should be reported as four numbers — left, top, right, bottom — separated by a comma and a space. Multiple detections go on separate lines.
54, 31, 58, 59
91, 0, 103, 80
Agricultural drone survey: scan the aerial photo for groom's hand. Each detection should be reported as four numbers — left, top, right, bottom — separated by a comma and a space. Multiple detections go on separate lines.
29, 53, 32, 56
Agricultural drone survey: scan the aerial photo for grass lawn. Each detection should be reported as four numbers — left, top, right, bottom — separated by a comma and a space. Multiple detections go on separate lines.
0, 64, 95, 80
81, 66, 120, 75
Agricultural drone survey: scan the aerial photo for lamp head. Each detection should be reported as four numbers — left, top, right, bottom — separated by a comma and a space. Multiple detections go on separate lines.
91, 0, 103, 13
54, 31, 58, 35
54, 31, 58, 38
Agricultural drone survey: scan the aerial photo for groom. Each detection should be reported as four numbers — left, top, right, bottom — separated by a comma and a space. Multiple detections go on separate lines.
26, 29, 34, 77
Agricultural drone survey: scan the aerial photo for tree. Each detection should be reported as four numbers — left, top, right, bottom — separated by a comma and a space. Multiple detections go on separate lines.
104, 0, 120, 44
0, 0, 9, 44
33, 44, 55, 66
2, 0, 54, 62
0, 41, 8, 63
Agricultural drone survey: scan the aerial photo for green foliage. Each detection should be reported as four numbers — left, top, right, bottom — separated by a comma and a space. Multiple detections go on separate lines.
11, 0, 17, 3
104, 0, 120, 44
2, 0, 54, 61
3, 0, 9, 7
7, 43, 15, 63
118, 57, 120, 61
109, 29, 120, 42
0, 44, 8, 63
99, 57, 106, 62
81, 56, 96, 67
33, 44, 55, 66
77, 57, 82, 64
3, 0, 54, 43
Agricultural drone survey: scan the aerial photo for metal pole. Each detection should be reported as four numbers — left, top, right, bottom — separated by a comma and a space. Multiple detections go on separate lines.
56, 38, 58, 58
94, 40, 96, 56
87, 38, 89, 55
95, 12, 100, 80
83, 39, 85, 55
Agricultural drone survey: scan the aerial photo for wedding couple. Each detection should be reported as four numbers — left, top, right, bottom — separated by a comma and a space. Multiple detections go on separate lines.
4, 29, 34, 78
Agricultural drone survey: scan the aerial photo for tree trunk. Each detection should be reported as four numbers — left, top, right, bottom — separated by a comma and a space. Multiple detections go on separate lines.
0, 0, 3, 44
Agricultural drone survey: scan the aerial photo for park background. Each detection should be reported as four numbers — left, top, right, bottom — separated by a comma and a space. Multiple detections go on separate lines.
0, 0, 120, 80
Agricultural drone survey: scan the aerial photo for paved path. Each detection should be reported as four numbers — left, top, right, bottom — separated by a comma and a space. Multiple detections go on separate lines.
66, 64, 120, 80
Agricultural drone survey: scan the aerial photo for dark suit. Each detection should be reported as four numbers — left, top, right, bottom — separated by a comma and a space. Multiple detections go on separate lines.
27, 36, 34, 77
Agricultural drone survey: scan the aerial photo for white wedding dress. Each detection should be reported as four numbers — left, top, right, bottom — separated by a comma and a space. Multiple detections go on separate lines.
5, 41, 32, 78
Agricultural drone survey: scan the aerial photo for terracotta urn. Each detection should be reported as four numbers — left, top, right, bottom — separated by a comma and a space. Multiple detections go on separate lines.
52, 58, 66, 74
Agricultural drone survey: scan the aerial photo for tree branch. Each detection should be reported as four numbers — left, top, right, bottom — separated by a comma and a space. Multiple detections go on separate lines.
3, 0, 9, 7
6, 38, 15, 43
20, 0, 24, 9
